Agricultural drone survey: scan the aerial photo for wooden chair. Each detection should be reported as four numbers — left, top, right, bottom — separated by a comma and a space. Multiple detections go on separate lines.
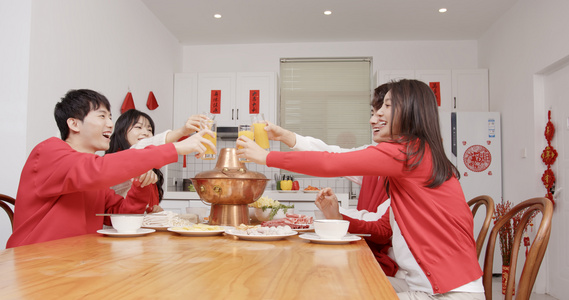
483, 197, 553, 300
468, 195, 495, 259
0, 194, 15, 230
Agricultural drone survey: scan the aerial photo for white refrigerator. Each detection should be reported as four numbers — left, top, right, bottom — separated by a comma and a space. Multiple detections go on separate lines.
439, 111, 502, 272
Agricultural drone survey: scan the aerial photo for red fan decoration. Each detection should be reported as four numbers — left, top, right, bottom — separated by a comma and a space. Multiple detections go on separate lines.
121, 92, 135, 114
147, 91, 159, 110
540, 110, 556, 205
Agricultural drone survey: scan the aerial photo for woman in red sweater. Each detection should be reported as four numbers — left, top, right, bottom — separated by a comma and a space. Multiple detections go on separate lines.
237, 80, 484, 299
107, 109, 207, 213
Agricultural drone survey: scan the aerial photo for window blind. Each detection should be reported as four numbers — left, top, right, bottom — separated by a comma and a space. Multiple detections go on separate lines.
279, 57, 373, 153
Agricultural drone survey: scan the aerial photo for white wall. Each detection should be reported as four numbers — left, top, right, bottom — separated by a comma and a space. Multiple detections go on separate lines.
183, 40, 479, 73
0, 0, 31, 248
478, 0, 569, 296
26, 0, 182, 150
0, 0, 182, 249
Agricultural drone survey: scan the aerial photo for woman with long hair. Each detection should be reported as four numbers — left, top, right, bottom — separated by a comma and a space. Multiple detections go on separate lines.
107, 109, 206, 213
237, 79, 483, 299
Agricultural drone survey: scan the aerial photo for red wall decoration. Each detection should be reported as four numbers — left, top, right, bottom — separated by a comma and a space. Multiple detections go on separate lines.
210, 90, 221, 114
249, 90, 260, 114
429, 82, 441, 106
541, 110, 557, 205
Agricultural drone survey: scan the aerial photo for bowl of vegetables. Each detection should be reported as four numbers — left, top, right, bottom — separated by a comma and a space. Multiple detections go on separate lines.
249, 196, 294, 221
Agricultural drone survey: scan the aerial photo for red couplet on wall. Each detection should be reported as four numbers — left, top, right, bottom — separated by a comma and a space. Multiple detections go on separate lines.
429, 82, 441, 106
249, 90, 260, 114
210, 90, 221, 114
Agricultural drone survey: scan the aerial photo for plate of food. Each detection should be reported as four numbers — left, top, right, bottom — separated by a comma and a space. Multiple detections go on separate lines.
303, 185, 320, 193
167, 224, 226, 236
260, 214, 314, 232
278, 190, 299, 193
225, 225, 298, 241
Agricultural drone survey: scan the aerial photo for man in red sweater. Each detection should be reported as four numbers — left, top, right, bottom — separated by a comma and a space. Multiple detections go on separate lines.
7, 89, 214, 248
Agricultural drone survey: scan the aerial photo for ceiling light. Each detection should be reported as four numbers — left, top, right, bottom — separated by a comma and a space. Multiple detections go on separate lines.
439, 8, 447, 13
324, 10, 332, 15
213, 14, 222, 19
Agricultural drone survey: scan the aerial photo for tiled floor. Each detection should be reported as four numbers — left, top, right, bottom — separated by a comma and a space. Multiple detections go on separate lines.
491, 276, 558, 299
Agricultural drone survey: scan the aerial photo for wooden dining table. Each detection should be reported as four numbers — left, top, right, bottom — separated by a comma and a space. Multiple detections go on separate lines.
0, 230, 397, 299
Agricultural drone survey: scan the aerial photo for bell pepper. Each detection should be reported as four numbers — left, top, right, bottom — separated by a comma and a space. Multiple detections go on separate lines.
292, 181, 300, 190
281, 180, 293, 190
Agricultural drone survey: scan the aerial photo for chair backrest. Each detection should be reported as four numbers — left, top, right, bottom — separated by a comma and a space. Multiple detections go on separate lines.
468, 195, 495, 259
0, 194, 15, 230
483, 197, 553, 300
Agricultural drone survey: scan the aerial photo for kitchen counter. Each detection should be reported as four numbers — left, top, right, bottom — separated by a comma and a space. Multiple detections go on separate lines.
0, 231, 397, 299
164, 190, 350, 208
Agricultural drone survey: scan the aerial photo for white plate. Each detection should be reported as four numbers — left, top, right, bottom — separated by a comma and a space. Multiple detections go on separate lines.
298, 233, 361, 244
225, 229, 298, 241
142, 225, 170, 231
167, 227, 225, 237
302, 190, 320, 193
291, 224, 314, 232
97, 228, 155, 237
278, 190, 298, 193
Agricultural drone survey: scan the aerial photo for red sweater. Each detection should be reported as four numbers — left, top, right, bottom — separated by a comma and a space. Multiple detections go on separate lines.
7, 137, 178, 248
267, 142, 482, 294
342, 176, 397, 276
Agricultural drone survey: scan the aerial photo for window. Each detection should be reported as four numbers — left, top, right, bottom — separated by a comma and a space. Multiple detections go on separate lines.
279, 57, 373, 153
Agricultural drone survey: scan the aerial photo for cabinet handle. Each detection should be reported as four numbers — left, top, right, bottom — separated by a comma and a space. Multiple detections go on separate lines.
232, 109, 234, 120
453, 97, 456, 109
236, 109, 239, 120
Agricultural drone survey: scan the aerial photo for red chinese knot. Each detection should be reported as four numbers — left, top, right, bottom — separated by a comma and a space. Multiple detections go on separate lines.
541, 110, 556, 205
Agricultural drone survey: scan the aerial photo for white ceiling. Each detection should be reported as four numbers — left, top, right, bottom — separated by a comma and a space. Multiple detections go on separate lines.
141, 0, 519, 46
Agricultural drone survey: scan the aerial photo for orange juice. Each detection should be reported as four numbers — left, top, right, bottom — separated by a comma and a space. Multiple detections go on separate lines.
253, 122, 270, 150
237, 130, 255, 149
202, 119, 217, 160
203, 132, 217, 160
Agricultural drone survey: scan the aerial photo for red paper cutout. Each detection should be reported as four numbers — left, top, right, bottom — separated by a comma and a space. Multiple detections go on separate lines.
147, 91, 159, 110
463, 144, 492, 173
429, 82, 441, 106
210, 90, 221, 114
121, 92, 135, 114
250, 90, 260, 114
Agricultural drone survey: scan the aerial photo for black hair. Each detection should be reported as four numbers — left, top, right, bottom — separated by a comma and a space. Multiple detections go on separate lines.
387, 79, 459, 188
106, 109, 164, 201
54, 89, 111, 140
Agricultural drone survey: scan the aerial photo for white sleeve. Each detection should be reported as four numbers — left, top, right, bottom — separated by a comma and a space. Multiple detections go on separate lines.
130, 130, 171, 149
292, 133, 368, 185
339, 198, 391, 221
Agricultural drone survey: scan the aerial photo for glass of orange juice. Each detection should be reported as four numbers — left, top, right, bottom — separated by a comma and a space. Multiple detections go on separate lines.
201, 115, 217, 160
251, 113, 270, 150
238, 124, 254, 162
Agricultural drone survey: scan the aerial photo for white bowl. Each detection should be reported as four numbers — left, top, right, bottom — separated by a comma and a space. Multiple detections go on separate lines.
255, 207, 294, 222
110, 214, 144, 233
313, 219, 349, 240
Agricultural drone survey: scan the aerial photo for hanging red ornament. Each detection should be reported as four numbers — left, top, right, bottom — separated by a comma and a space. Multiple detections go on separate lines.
541, 110, 556, 206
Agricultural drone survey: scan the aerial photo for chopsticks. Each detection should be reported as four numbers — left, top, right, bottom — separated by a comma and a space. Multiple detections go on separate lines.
95, 214, 145, 217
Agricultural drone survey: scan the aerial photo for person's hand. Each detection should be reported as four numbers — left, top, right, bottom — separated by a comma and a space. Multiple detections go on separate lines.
133, 169, 158, 188
265, 121, 296, 147
173, 129, 216, 158
235, 135, 269, 165
315, 187, 343, 220
182, 114, 208, 135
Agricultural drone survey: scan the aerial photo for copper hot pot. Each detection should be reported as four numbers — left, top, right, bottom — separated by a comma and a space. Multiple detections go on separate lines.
191, 148, 268, 226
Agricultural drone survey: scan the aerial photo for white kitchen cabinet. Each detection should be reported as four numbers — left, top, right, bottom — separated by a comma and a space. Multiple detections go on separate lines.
378, 69, 488, 112
235, 72, 277, 125
451, 69, 489, 111
196, 72, 276, 126
173, 73, 198, 128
